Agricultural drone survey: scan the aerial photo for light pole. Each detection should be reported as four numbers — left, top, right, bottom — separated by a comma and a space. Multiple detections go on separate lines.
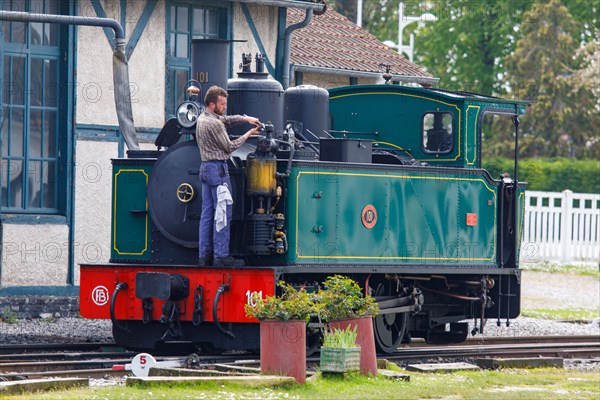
398, 1, 437, 62
357, 0, 363, 27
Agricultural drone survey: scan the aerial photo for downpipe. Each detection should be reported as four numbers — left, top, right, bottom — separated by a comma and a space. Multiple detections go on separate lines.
282, 8, 313, 89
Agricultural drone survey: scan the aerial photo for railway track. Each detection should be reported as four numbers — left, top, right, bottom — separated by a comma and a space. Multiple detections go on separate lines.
0, 342, 119, 355
390, 340, 600, 362
388, 335, 599, 362
0, 343, 255, 381
425, 335, 600, 346
0, 335, 598, 382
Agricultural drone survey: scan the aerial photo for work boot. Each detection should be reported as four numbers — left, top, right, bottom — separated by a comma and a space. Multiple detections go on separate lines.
198, 256, 213, 266
213, 256, 244, 267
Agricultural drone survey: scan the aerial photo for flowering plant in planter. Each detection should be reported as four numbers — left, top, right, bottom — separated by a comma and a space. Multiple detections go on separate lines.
244, 281, 315, 322
316, 275, 379, 322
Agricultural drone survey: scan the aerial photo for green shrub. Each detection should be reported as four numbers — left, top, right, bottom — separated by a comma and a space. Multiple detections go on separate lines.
316, 275, 379, 321
0, 306, 18, 324
244, 276, 380, 323
244, 282, 315, 322
483, 157, 600, 193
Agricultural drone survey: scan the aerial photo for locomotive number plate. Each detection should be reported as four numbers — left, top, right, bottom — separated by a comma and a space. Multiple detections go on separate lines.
361, 204, 377, 229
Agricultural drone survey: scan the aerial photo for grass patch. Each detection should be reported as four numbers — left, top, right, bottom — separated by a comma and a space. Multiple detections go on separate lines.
3, 368, 599, 400
521, 262, 599, 277
522, 307, 599, 322
0, 306, 18, 324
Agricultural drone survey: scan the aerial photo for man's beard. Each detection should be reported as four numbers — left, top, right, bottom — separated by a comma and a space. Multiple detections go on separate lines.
214, 108, 224, 116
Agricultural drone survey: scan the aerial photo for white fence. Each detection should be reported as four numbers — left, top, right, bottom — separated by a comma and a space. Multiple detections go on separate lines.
521, 190, 600, 264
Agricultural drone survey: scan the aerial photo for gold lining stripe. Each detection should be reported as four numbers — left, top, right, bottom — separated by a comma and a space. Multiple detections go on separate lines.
294, 170, 497, 261
466, 105, 481, 165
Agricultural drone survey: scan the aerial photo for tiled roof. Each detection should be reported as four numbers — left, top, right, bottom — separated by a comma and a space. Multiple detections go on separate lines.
288, 7, 436, 81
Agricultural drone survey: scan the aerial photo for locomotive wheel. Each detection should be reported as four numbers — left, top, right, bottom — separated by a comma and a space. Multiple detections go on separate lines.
373, 283, 408, 354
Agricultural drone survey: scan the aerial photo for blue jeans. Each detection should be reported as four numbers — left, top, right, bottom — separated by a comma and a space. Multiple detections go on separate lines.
199, 161, 233, 259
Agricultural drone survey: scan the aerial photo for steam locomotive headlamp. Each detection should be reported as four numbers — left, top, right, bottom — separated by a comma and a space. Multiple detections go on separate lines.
177, 101, 201, 128
176, 80, 205, 130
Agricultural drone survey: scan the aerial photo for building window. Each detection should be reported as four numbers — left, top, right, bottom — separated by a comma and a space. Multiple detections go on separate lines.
349, 77, 358, 85
294, 70, 303, 86
166, 2, 229, 117
1, 0, 67, 213
422, 112, 454, 154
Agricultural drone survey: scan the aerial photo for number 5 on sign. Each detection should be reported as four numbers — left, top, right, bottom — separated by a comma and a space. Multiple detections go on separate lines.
246, 290, 263, 307
113, 353, 184, 377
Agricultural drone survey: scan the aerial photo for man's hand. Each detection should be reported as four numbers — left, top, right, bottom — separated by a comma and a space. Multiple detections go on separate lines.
243, 125, 262, 141
243, 115, 261, 127
249, 126, 262, 136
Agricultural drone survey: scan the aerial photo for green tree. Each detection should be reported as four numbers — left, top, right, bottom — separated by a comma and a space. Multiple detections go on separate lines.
560, 0, 599, 43
505, 0, 600, 158
326, 0, 398, 42
417, 0, 531, 95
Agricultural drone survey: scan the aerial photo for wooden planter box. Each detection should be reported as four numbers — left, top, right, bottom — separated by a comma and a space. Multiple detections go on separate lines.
320, 347, 361, 373
330, 317, 378, 376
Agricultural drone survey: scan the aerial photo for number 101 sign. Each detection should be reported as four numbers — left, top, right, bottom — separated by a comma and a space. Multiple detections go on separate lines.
246, 290, 263, 307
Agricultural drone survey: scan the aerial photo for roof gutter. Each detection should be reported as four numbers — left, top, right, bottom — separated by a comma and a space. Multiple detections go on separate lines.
236, 0, 326, 11
0, 10, 124, 39
292, 64, 440, 86
0, 10, 139, 151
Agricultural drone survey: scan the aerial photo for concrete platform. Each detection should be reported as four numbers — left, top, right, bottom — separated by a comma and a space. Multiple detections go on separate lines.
127, 375, 296, 388
214, 363, 261, 374
149, 367, 247, 377
476, 357, 564, 369
0, 378, 88, 395
406, 362, 480, 373
379, 369, 410, 381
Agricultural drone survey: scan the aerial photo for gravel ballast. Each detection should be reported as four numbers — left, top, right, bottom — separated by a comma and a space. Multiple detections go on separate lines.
1, 315, 598, 345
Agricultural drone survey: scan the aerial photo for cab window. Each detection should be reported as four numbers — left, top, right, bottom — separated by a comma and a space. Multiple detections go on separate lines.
422, 112, 453, 154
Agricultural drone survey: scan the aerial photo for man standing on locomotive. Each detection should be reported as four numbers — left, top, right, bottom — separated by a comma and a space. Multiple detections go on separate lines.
195, 85, 261, 267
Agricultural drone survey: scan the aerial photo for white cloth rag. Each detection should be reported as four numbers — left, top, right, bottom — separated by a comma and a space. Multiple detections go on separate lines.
215, 184, 233, 232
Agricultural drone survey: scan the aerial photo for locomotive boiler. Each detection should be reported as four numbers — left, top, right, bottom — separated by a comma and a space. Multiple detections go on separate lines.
80, 40, 526, 354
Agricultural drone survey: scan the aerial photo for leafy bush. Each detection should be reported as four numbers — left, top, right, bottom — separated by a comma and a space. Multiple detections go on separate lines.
0, 306, 18, 324
316, 275, 379, 321
322, 325, 358, 348
483, 157, 600, 193
245, 276, 380, 323
244, 282, 315, 322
